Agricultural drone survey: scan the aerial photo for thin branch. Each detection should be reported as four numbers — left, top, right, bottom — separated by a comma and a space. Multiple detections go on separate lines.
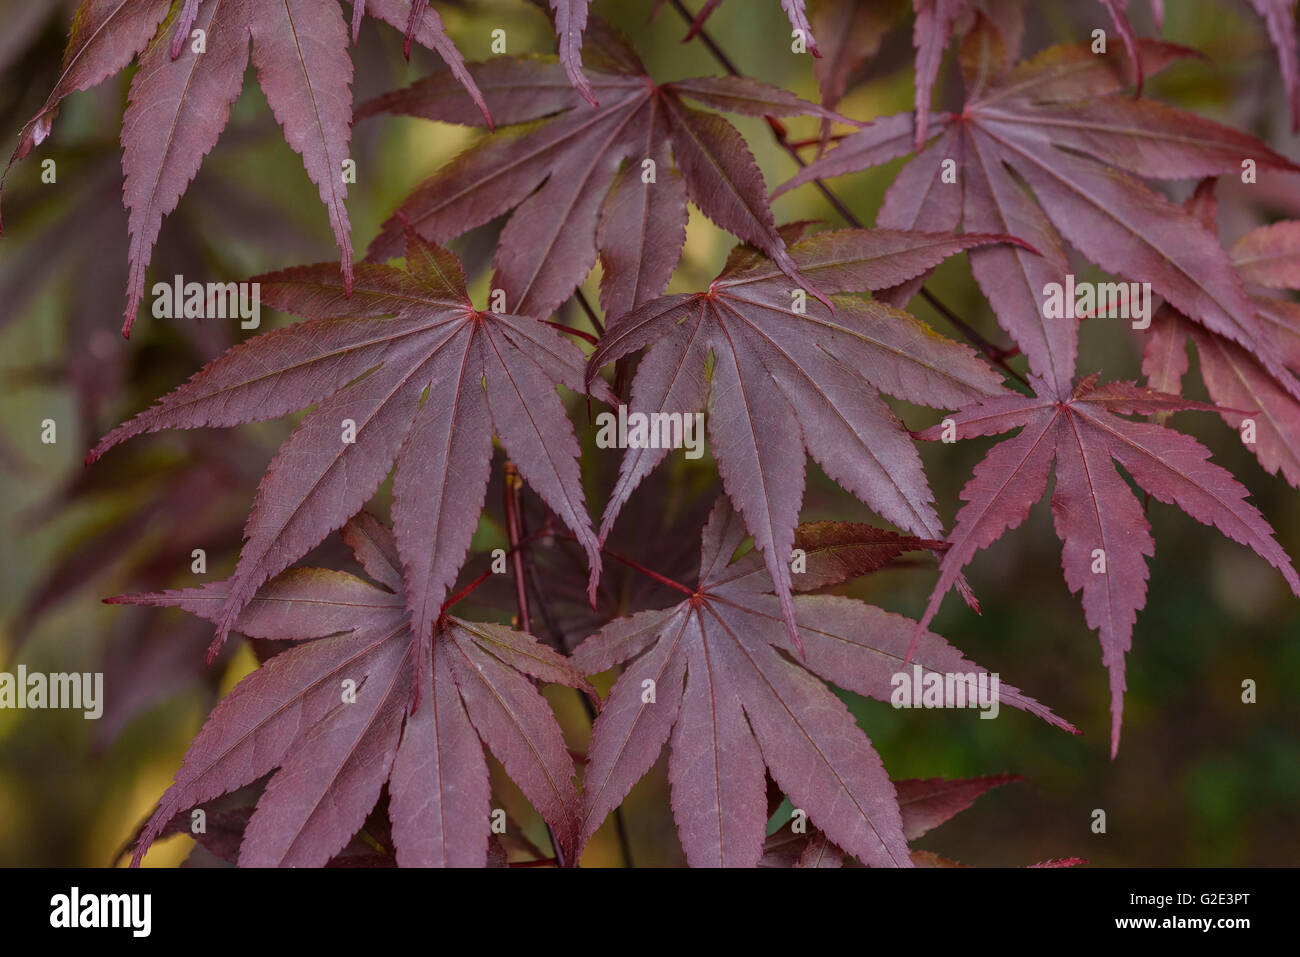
550, 531, 697, 596
574, 288, 605, 337
504, 462, 533, 636
784, 133, 850, 150
503, 459, 568, 870
440, 524, 553, 613
669, 0, 742, 73
512, 509, 637, 868
601, 545, 697, 596
569, 288, 621, 402
544, 319, 600, 345
506, 480, 636, 868
919, 288, 1030, 387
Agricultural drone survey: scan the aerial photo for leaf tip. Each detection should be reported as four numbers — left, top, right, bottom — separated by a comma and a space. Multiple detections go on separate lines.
205, 622, 231, 666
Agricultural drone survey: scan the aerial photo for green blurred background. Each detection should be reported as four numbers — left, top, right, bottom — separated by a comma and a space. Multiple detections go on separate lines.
0, 0, 1297, 866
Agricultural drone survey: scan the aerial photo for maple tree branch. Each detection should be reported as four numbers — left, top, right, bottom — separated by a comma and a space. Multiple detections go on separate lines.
569, 288, 624, 398
669, 0, 1029, 388
544, 320, 600, 345
601, 545, 697, 596
503, 461, 534, 637
505, 474, 635, 868
574, 288, 605, 337
440, 523, 554, 613
917, 289, 1029, 388
784, 133, 850, 149
519, 532, 566, 655
519, 560, 637, 869
669, 0, 742, 75
551, 531, 696, 596
503, 459, 569, 869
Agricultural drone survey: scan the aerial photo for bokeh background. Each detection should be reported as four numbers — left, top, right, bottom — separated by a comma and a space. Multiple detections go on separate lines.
0, 0, 1297, 866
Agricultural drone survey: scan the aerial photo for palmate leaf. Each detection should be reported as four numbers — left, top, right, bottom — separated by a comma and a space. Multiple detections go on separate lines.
1143, 181, 1300, 489
816, 0, 1146, 150
807, 0, 1020, 155
534, 477, 951, 650
0, 0, 488, 336
89, 232, 612, 669
572, 498, 1076, 868
115, 513, 593, 867
532, 467, 951, 649
359, 18, 852, 321
760, 774, 1086, 867
778, 37, 1300, 396
914, 372, 1300, 756
586, 226, 1015, 652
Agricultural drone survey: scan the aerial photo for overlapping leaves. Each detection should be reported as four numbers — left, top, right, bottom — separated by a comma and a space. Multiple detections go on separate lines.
780, 36, 1300, 397
118, 512, 592, 867
587, 226, 1014, 650
359, 18, 849, 321
805, 0, 1146, 152
572, 498, 1075, 866
1144, 181, 1300, 490
40, 0, 1300, 868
